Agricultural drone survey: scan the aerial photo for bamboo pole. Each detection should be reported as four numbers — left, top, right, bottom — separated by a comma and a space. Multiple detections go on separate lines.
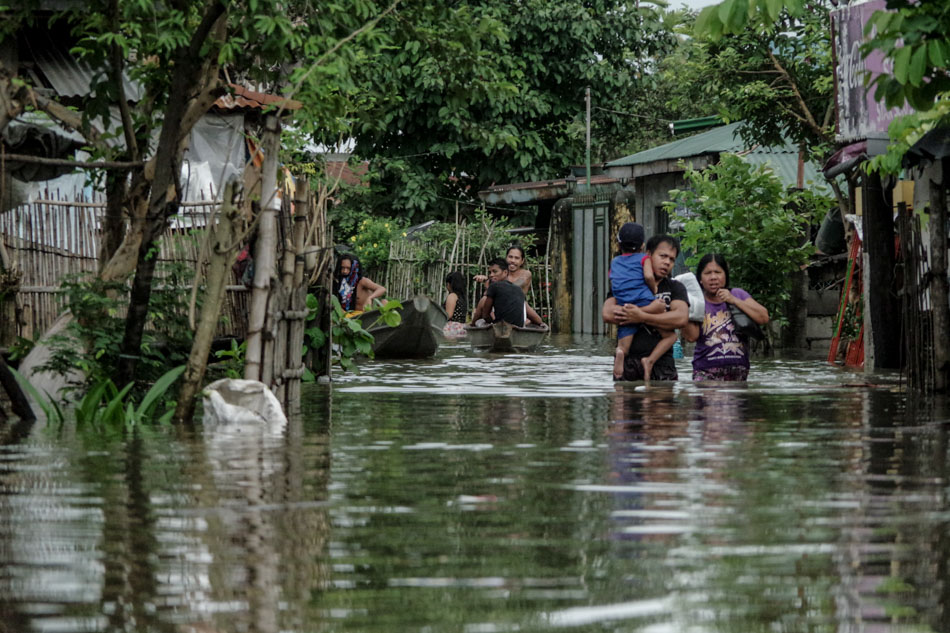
287, 180, 310, 405
245, 114, 281, 383
173, 180, 241, 423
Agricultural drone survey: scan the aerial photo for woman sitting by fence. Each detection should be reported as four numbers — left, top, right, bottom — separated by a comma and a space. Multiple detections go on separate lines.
442, 271, 468, 338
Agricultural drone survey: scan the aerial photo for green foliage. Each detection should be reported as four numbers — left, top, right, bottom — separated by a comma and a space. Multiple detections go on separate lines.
694, 1, 835, 162
303, 294, 402, 374
694, 0, 807, 39
867, 95, 950, 176
330, 296, 373, 373
342, 216, 409, 271
862, 1, 950, 112
10, 365, 183, 427
213, 339, 247, 380
6, 336, 35, 362
618, 13, 715, 156
39, 268, 195, 400
366, 299, 403, 329
10, 367, 66, 425
666, 154, 833, 326
347, 0, 678, 219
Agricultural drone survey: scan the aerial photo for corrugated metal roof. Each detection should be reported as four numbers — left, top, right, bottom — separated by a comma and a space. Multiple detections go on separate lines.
212, 84, 302, 113
606, 122, 746, 167
741, 146, 827, 191
479, 174, 620, 205
607, 122, 828, 191
27, 32, 144, 101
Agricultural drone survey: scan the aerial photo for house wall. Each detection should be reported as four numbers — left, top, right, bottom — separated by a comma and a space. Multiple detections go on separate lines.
633, 172, 684, 238
548, 188, 635, 334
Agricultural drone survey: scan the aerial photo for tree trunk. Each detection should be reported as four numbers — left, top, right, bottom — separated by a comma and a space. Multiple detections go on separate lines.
862, 170, 901, 369
0, 354, 34, 422
114, 2, 227, 382
99, 169, 130, 272
931, 165, 949, 392
173, 180, 241, 423
244, 114, 281, 383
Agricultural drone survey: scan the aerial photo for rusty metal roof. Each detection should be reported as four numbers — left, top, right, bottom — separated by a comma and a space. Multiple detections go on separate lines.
212, 84, 302, 113
478, 174, 619, 205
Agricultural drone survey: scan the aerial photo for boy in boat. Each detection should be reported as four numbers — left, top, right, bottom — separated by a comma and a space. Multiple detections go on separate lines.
336, 255, 386, 314
610, 223, 676, 382
471, 258, 544, 327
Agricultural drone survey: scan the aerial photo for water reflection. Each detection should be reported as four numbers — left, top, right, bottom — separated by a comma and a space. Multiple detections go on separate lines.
0, 336, 948, 632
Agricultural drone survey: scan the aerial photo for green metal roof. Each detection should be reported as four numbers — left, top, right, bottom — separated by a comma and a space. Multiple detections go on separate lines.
607, 122, 746, 167
606, 122, 828, 191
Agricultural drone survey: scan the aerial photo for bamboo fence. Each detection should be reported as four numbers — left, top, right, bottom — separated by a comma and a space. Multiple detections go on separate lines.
380, 220, 552, 322
0, 191, 249, 342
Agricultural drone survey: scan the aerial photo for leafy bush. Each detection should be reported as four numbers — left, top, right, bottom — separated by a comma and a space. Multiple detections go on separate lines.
666, 154, 833, 326
343, 216, 409, 271
40, 263, 199, 400
302, 294, 403, 375
11, 365, 183, 428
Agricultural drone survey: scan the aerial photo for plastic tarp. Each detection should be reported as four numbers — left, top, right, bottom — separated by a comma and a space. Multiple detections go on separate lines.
180, 113, 246, 202
2, 112, 86, 181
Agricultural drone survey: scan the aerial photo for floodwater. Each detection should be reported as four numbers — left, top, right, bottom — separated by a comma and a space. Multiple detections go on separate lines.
1, 335, 949, 633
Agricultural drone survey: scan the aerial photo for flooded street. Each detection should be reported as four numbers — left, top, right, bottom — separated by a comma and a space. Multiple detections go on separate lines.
2, 335, 950, 632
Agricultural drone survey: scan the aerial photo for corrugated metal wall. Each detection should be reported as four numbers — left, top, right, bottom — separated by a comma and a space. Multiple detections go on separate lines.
571, 192, 611, 335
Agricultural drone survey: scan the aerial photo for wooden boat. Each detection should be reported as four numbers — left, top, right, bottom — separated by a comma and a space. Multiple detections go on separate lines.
358, 295, 448, 358
464, 321, 549, 352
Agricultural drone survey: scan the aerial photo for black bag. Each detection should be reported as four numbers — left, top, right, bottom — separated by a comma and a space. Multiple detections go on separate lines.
729, 303, 764, 341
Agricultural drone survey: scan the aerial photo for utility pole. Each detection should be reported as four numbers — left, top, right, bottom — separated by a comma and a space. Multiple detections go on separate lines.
585, 86, 591, 192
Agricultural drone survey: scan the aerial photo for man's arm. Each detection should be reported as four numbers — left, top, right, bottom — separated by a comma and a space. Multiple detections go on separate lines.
358, 277, 386, 310
642, 257, 658, 294
471, 295, 493, 323
603, 296, 629, 326
526, 303, 543, 326
619, 299, 688, 331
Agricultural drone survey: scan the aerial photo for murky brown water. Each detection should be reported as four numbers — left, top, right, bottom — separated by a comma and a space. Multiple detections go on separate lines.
1, 334, 948, 632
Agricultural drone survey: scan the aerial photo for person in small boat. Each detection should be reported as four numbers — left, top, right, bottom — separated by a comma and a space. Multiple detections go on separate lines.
336, 255, 386, 314
682, 253, 769, 382
474, 244, 532, 295
442, 271, 468, 338
471, 258, 544, 328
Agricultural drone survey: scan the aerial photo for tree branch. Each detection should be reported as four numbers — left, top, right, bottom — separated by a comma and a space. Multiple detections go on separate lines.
767, 50, 825, 141
110, 0, 139, 160
1, 153, 145, 169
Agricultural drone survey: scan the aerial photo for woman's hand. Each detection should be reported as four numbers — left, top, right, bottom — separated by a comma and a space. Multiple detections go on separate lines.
715, 288, 736, 304
474, 274, 488, 283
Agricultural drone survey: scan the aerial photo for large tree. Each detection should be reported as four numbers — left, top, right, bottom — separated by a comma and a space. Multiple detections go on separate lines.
2, 0, 394, 383
345, 0, 677, 221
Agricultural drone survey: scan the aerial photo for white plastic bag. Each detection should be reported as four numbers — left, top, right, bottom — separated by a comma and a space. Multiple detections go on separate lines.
202, 378, 287, 427
674, 271, 705, 322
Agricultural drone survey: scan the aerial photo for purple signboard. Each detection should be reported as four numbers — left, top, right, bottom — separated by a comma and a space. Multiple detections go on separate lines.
833, 0, 914, 143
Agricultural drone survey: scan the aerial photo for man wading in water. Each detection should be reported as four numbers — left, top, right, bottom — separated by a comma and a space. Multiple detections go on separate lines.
602, 235, 689, 382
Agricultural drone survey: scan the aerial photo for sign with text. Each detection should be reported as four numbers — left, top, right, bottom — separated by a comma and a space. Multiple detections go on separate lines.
833, 0, 914, 143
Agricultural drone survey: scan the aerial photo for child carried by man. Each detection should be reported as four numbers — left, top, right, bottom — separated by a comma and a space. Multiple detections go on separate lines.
610, 222, 677, 382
